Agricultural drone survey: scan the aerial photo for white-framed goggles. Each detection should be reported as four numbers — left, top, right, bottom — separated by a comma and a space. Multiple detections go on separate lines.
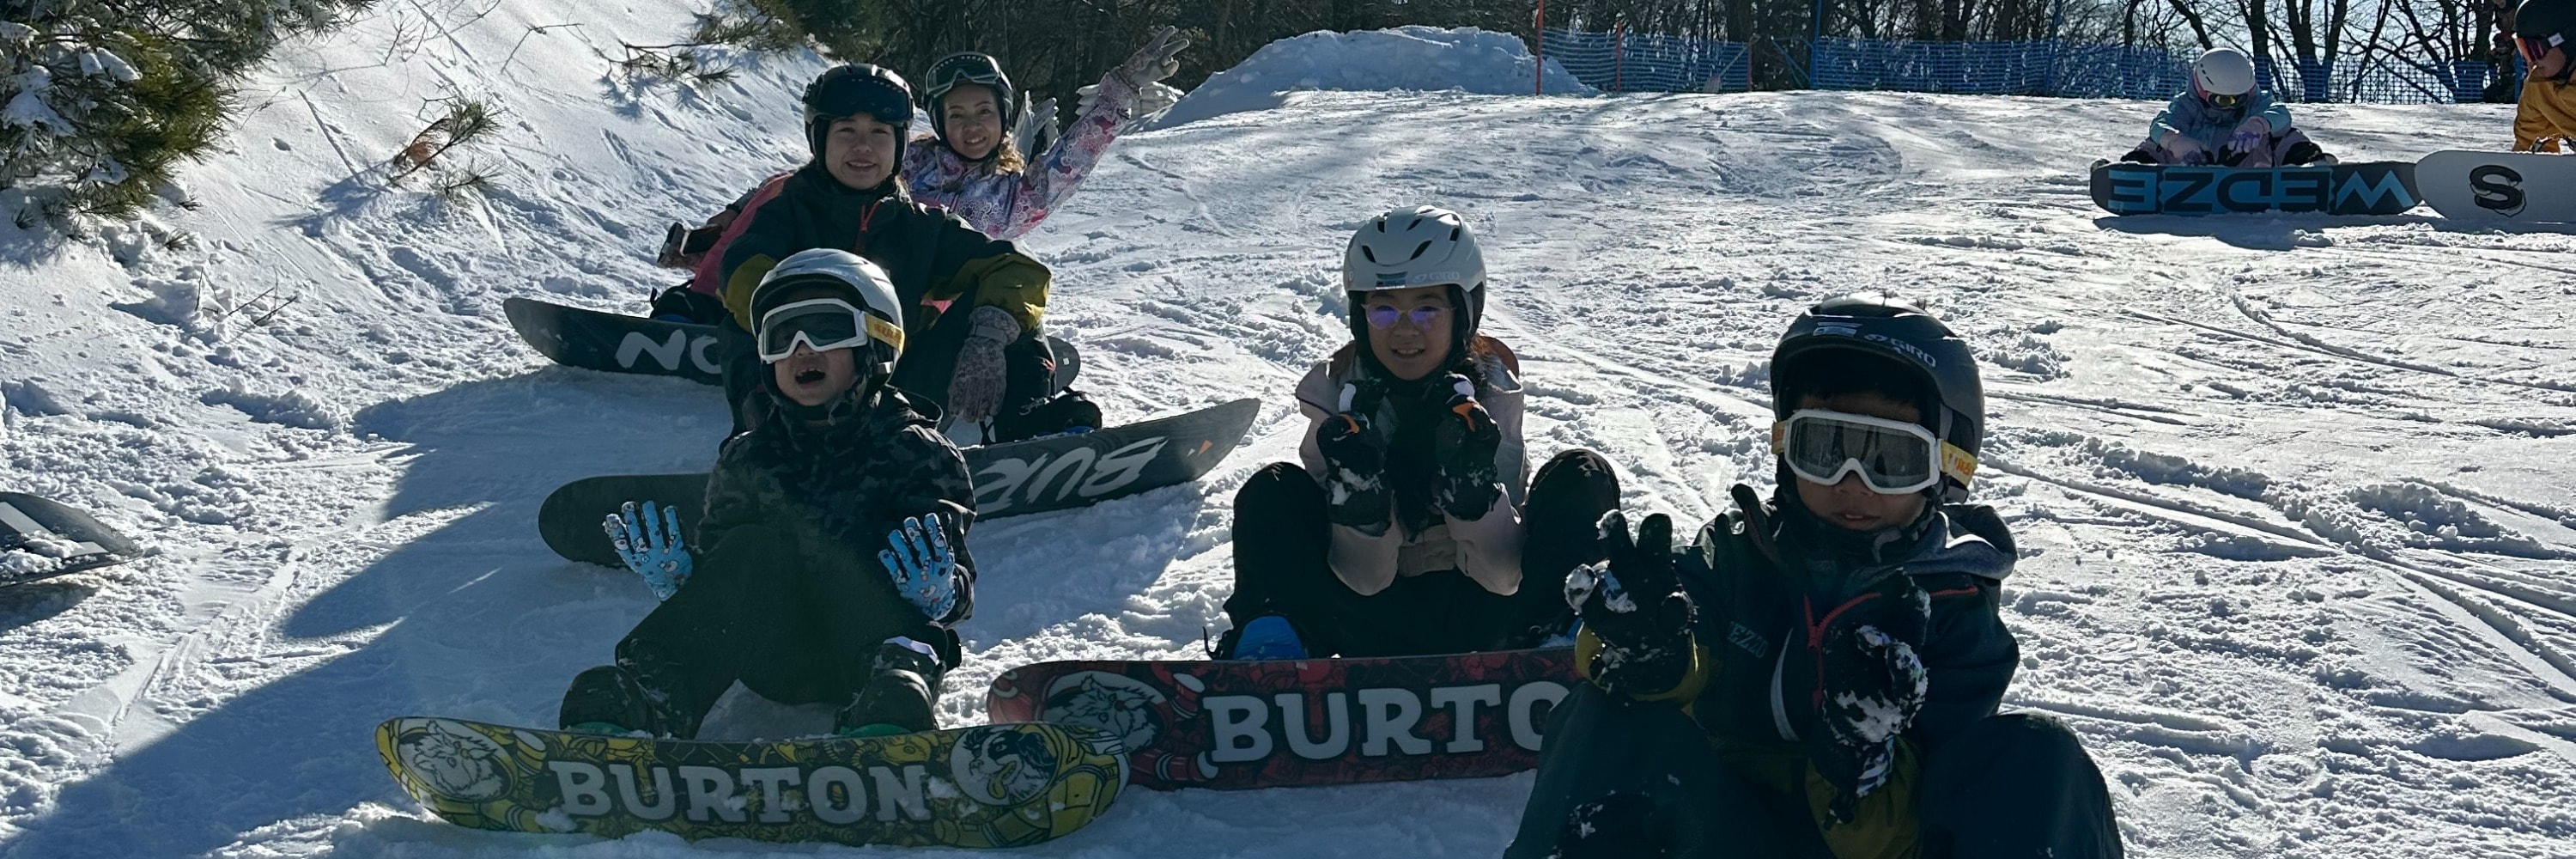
756, 298, 903, 363
1770, 409, 1975, 496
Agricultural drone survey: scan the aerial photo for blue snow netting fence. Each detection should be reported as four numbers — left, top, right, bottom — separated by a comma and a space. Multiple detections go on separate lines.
1552, 27, 2515, 103
1542, 28, 1752, 93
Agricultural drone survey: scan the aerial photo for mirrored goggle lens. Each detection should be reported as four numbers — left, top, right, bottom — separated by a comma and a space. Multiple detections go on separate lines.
1364, 305, 1448, 329
2208, 92, 2245, 109
758, 302, 868, 361
1780, 412, 1938, 494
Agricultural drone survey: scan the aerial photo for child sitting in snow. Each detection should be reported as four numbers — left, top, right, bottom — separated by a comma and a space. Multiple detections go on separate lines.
1213, 205, 1621, 661
1508, 295, 2123, 859
558, 248, 975, 740
2123, 48, 2331, 168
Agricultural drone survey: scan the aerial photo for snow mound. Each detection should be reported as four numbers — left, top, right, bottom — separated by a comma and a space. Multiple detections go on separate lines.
1149, 27, 1592, 129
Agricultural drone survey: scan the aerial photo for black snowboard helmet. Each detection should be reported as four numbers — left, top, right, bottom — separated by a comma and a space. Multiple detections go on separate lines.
803, 64, 914, 167
1769, 294, 1984, 503
923, 52, 1017, 160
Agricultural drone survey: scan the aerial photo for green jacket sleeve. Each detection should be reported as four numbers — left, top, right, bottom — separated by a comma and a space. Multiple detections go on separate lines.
922, 210, 1049, 334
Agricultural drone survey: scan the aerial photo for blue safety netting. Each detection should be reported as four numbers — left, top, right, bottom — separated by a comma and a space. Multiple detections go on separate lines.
1541, 28, 1753, 93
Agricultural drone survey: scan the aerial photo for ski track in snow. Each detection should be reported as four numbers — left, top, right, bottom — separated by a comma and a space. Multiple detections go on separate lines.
3, 4, 2576, 856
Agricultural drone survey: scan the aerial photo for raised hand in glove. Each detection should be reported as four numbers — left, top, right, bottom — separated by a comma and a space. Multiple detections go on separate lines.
1114, 26, 1189, 89
1803, 573, 1933, 825
1428, 373, 1504, 521
604, 500, 691, 600
946, 307, 1021, 425
1564, 511, 1697, 698
1315, 380, 1392, 535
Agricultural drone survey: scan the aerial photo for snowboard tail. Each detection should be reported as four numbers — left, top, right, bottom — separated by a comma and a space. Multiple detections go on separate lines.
503, 297, 1080, 391
538, 399, 1260, 567
2416, 149, 2576, 222
986, 648, 1578, 790
377, 716, 1125, 848
0, 493, 143, 588
2088, 161, 2418, 216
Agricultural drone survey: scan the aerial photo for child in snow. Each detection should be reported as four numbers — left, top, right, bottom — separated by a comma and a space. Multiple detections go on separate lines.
1214, 205, 1622, 661
1507, 295, 2123, 859
560, 248, 975, 740
654, 64, 1097, 443
2123, 48, 2330, 168
908, 27, 1188, 241
2512, 0, 2576, 151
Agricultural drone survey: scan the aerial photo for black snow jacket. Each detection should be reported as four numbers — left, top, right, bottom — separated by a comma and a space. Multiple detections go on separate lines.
1573, 484, 2019, 859
701, 164, 1051, 402
701, 381, 978, 630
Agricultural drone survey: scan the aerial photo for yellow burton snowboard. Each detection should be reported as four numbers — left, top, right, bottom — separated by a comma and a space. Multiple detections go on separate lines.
376, 716, 1125, 848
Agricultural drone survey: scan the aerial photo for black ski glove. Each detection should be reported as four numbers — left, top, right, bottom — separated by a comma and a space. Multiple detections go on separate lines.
1549, 792, 1673, 859
1564, 511, 1697, 698
1315, 380, 1392, 536
1803, 573, 1933, 825
1427, 372, 1504, 521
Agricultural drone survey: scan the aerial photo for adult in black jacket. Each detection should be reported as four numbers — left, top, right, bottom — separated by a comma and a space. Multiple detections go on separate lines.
561, 249, 976, 740
663, 64, 1095, 442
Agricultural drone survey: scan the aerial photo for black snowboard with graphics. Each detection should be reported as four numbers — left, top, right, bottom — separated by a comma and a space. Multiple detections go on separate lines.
502, 297, 1079, 390
2088, 161, 2419, 216
0, 493, 143, 588
538, 399, 1261, 567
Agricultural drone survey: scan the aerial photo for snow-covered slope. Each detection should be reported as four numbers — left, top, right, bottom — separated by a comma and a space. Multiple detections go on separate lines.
3, 3, 2574, 856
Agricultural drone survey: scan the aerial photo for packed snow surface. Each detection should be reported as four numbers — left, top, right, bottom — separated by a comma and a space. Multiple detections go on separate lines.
3, 3, 2575, 858
1148, 26, 1594, 130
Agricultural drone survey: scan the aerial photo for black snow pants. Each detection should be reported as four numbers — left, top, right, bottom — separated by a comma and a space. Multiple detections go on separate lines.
1221, 448, 1622, 658
557, 522, 956, 740
1505, 684, 2125, 859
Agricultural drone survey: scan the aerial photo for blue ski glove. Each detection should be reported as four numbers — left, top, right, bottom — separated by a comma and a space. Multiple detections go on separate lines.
603, 500, 691, 600
879, 513, 960, 621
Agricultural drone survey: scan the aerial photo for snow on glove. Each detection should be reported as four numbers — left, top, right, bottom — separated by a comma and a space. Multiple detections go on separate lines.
1564, 510, 1697, 698
1315, 380, 1393, 536
604, 500, 692, 600
1114, 26, 1189, 89
946, 306, 1020, 425
879, 513, 961, 622
1429, 373, 1504, 521
1805, 574, 1932, 825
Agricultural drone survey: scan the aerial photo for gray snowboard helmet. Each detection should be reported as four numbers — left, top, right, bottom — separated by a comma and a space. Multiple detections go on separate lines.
1341, 205, 1487, 365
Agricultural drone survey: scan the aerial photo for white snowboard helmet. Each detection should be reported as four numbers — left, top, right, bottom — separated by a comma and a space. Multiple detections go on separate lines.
2190, 48, 2257, 107
749, 248, 905, 381
1341, 205, 1486, 358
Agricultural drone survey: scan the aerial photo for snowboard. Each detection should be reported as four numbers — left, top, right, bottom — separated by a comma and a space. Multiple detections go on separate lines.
985, 647, 1577, 791
537, 398, 1261, 567
2087, 160, 2419, 216
502, 297, 1080, 390
2417, 149, 2576, 222
0, 493, 143, 588
376, 716, 1125, 849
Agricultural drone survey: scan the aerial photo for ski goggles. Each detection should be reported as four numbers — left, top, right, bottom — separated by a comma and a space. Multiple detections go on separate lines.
756, 298, 903, 363
2520, 35, 2565, 64
812, 78, 914, 127
1770, 409, 1971, 496
1364, 305, 1449, 329
926, 55, 1008, 102
2204, 91, 2246, 110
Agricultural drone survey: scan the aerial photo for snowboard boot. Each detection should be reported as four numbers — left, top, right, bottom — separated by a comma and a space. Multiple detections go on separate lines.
648, 283, 726, 326
835, 638, 945, 738
2281, 140, 2331, 166
559, 665, 665, 737
1216, 615, 1308, 661
993, 390, 1103, 443
2117, 146, 2158, 164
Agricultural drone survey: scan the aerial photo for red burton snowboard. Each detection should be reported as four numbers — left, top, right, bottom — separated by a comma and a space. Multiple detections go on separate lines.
986, 648, 1577, 790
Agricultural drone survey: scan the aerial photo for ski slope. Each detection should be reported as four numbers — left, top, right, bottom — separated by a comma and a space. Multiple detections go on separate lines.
3, 2, 2575, 856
